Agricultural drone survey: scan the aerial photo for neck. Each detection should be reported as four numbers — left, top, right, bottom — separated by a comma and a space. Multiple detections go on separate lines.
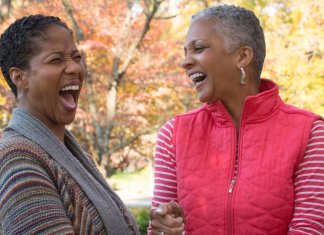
223, 99, 244, 130
18, 105, 65, 142
222, 83, 259, 130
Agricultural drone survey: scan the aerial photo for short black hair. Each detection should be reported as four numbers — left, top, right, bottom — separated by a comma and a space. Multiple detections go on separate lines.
0, 15, 70, 97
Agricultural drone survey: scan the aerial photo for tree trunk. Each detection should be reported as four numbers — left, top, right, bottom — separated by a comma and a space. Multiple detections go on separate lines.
61, 0, 164, 176
103, 0, 164, 175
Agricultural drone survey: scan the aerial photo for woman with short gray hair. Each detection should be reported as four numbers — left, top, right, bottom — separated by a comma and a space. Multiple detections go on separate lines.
149, 4, 324, 235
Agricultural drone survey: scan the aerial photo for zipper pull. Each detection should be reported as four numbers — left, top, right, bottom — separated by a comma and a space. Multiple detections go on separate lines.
228, 179, 236, 193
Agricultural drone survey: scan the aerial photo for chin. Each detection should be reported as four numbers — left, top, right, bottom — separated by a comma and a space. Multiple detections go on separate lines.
62, 114, 76, 126
197, 95, 210, 103
197, 91, 218, 104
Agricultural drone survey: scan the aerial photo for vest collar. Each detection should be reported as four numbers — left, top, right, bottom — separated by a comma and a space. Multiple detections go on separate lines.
204, 79, 282, 125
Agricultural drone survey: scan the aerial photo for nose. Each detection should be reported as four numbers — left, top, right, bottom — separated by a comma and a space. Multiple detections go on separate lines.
65, 59, 83, 75
181, 53, 194, 70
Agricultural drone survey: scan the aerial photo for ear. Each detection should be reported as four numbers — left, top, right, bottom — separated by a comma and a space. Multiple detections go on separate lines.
236, 46, 254, 69
9, 67, 28, 89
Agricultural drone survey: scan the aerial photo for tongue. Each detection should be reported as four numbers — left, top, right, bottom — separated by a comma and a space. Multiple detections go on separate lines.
59, 92, 76, 110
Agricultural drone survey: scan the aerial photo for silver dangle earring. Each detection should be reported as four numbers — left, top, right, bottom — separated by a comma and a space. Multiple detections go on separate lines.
16, 90, 24, 103
240, 67, 246, 85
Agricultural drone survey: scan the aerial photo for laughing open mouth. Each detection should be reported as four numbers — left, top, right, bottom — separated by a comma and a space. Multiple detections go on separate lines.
59, 85, 80, 110
190, 72, 207, 85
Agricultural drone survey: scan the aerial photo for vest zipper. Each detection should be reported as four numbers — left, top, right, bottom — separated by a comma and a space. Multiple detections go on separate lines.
227, 141, 239, 235
227, 178, 236, 235
228, 179, 236, 193
222, 101, 244, 235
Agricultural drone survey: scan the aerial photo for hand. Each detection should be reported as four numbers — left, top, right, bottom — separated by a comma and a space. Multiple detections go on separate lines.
150, 202, 185, 235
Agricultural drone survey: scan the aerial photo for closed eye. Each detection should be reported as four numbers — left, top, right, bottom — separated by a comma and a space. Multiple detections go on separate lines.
49, 57, 63, 63
73, 55, 82, 62
194, 46, 204, 53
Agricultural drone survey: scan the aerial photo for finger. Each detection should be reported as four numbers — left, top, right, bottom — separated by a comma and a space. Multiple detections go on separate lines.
151, 214, 183, 234
167, 202, 174, 215
169, 201, 180, 218
150, 204, 169, 219
163, 221, 185, 235
155, 207, 164, 214
152, 230, 166, 235
170, 201, 186, 224
152, 222, 184, 235
151, 214, 183, 228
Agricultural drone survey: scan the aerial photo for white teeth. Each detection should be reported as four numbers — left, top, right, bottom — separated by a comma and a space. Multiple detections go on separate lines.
190, 73, 206, 80
61, 85, 79, 91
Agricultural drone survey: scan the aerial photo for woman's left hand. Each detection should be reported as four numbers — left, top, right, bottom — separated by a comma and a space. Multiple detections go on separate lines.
150, 202, 185, 235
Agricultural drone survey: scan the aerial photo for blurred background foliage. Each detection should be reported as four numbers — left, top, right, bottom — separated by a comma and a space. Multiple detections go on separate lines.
0, 0, 323, 185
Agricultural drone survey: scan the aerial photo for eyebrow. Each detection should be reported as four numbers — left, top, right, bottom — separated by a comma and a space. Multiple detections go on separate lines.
184, 39, 198, 50
50, 49, 80, 55
184, 39, 208, 50
72, 49, 80, 54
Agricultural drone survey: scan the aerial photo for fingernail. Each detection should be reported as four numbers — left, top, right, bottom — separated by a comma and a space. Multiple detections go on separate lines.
155, 208, 163, 213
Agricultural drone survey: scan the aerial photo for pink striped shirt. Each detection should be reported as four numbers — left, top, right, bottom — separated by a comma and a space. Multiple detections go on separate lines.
151, 119, 324, 234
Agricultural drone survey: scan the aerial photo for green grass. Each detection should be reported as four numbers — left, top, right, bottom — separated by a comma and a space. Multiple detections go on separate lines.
108, 167, 153, 204
130, 207, 150, 235
109, 170, 143, 190
109, 168, 152, 234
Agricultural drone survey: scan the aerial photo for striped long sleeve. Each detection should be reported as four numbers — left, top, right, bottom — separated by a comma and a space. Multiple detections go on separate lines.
151, 119, 324, 234
288, 120, 324, 234
151, 119, 178, 209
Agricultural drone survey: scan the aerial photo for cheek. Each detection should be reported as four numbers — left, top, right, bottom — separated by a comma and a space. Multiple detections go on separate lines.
28, 78, 44, 96
31, 78, 58, 100
79, 65, 86, 82
202, 54, 221, 69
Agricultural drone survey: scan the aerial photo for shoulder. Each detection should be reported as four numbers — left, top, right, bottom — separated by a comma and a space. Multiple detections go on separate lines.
174, 105, 206, 119
159, 118, 175, 133
157, 119, 175, 146
279, 103, 322, 120
311, 119, 324, 127
309, 119, 324, 136
1, 128, 45, 156
159, 109, 205, 137
0, 128, 53, 172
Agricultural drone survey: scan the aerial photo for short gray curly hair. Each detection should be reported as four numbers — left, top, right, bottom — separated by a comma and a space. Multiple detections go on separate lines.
191, 4, 266, 77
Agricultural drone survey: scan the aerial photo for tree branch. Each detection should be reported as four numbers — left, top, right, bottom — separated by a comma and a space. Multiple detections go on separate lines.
154, 14, 177, 20
61, 0, 84, 42
117, 0, 163, 82
110, 2, 133, 86
108, 124, 159, 155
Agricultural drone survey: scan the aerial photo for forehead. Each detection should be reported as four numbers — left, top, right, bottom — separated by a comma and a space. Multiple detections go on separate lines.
35, 25, 76, 52
185, 18, 222, 45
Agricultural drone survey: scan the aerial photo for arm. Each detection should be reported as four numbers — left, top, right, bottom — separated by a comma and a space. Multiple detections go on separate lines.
0, 141, 75, 235
288, 120, 324, 234
152, 119, 178, 209
149, 119, 185, 235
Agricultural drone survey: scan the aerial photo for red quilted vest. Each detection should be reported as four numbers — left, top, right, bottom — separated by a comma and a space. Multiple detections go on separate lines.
173, 79, 320, 235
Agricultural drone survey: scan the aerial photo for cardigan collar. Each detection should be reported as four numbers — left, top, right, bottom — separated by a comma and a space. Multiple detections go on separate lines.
7, 107, 139, 234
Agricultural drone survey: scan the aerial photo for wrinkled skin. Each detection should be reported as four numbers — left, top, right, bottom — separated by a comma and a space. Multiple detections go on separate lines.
150, 201, 185, 235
